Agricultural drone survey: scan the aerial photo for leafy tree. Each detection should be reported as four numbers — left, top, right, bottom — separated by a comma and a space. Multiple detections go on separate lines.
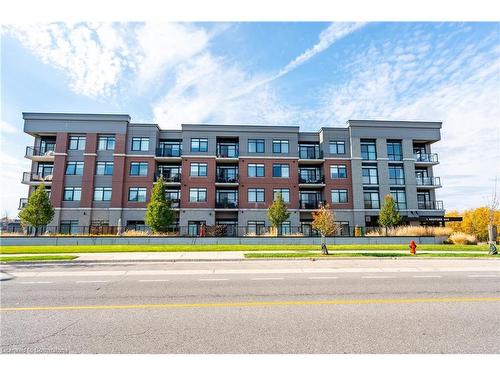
267, 193, 290, 236
312, 203, 340, 255
145, 176, 175, 233
18, 183, 54, 235
378, 194, 401, 235
446, 207, 500, 241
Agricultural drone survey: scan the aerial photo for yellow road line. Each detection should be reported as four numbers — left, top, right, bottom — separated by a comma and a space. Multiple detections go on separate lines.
1, 296, 500, 312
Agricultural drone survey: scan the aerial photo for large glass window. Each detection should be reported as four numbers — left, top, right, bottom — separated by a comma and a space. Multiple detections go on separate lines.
129, 162, 148, 176
331, 189, 348, 203
190, 162, 208, 177
362, 166, 378, 184
189, 188, 207, 202
65, 161, 84, 176
190, 138, 208, 152
387, 140, 402, 161
247, 221, 265, 235
389, 165, 405, 185
279, 221, 291, 236
131, 137, 149, 151
158, 141, 182, 157
96, 162, 114, 175
330, 165, 347, 179
248, 139, 265, 153
391, 188, 407, 210
248, 188, 265, 202
98, 136, 115, 151
363, 190, 379, 209
60, 220, 79, 235
329, 141, 345, 154
68, 136, 86, 150
93, 187, 112, 201
128, 187, 147, 202
360, 140, 377, 160
37, 163, 54, 178
272, 164, 289, 178
273, 188, 290, 203
272, 140, 289, 154
63, 187, 81, 201
248, 164, 265, 177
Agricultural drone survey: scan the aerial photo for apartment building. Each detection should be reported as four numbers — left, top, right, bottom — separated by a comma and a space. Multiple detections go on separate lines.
20, 112, 444, 235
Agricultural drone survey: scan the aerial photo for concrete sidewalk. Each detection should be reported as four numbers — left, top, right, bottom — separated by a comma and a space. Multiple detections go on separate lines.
0, 250, 491, 262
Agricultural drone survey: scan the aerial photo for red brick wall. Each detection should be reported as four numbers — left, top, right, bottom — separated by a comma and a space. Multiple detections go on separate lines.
111, 133, 126, 208
180, 157, 216, 208
238, 158, 299, 209
50, 132, 68, 208
122, 157, 155, 208
80, 133, 97, 207
323, 159, 353, 209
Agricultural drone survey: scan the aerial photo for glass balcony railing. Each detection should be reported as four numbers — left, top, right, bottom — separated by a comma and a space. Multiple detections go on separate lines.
215, 201, 239, 209
167, 199, 180, 208
25, 146, 55, 158
416, 176, 441, 186
156, 172, 181, 182
22, 172, 53, 183
417, 200, 444, 210
299, 200, 321, 209
216, 174, 239, 183
299, 175, 325, 184
414, 153, 439, 163
299, 147, 323, 159
156, 147, 182, 157
216, 144, 239, 158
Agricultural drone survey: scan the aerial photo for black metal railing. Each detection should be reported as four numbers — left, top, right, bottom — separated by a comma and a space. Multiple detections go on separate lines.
156, 147, 182, 157
216, 144, 239, 158
168, 199, 180, 208
156, 172, 181, 182
416, 176, 441, 186
414, 153, 439, 163
299, 175, 325, 184
216, 175, 239, 183
299, 200, 321, 209
25, 146, 55, 158
18, 198, 28, 210
22, 172, 53, 183
299, 148, 323, 159
215, 201, 239, 209
417, 200, 444, 210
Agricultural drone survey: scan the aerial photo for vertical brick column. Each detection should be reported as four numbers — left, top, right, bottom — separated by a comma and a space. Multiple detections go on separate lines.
50, 132, 68, 208
111, 133, 126, 208
80, 133, 97, 208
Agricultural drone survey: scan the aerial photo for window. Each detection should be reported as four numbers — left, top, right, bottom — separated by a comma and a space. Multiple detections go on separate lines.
279, 221, 291, 236
329, 141, 345, 154
391, 188, 407, 210
332, 189, 348, 203
273, 188, 290, 203
131, 137, 149, 151
165, 189, 180, 201
68, 136, 86, 150
248, 164, 265, 177
362, 166, 378, 185
272, 140, 289, 153
190, 162, 208, 177
248, 139, 265, 153
98, 136, 115, 151
363, 190, 379, 209
37, 163, 54, 177
188, 221, 206, 236
330, 165, 347, 179
93, 187, 112, 201
389, 165, 405, 185
387, 140, 403, 161
189, 188, 207, 202
272, 164, 289, 178
360, 140, 377, 160
65, 161, 84, 176
247, 221, 266, 235
96, 162, 113, 175
63, 187, 81, 201
128, 187, 147, 202
248, 188, 265, 202
191, 138, 208, 152
158, 141, 182, 157
129, 162, 148, 176
60, 220, 79, 235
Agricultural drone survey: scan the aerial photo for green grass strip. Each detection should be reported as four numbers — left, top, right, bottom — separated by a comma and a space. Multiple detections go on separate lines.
0, 243, 489, 254
244, 252, 495, 259
0, 255, 78, 262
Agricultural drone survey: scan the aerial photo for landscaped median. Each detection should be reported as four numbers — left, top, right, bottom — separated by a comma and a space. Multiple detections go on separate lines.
0, 255, 78, 262
244, 251, 494, 259
0, 243, 492, 255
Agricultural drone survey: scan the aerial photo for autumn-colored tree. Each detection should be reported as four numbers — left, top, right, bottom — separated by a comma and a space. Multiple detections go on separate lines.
446, 207, 500, 241
267, 193, 290, 236
312, 204, 340, 255
444, 210, 462, 232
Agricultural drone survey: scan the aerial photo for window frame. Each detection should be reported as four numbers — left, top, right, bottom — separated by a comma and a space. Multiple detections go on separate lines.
248, 139, 265, 153
331, 189, 348, 203
96, 161, 114, 175
330, 165, 347, 179
272, 139, 289, 154
248, 163, 265, 177
65, 161, 84, 176
360, 140, 377, 160
63, 187, 82, 201
273, 188, 290, 203
128, 187, 147, 202
329, 140, 346, 154
388, 165, 405, 185
362, 166, 379, 185
189, 188, 207, 202
131, 137, 150, 152
93, 187, 112, 201
390, 188, 407, 210
363, 190, 380, 209
98, 135, 116, 151
387, 140, 403, 161
68, 136, 86, 150
272, 163, 290, 178
248, 188, 265, 203
129, 162, 149, 176
190, 138, 208, 152
190, 162, 208, 177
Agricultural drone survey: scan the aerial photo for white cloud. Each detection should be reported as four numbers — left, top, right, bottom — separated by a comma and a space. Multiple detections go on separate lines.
0, 120, 17, 134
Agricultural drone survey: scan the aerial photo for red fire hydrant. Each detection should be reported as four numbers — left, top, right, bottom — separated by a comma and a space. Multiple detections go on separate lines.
409, 240, 417, 255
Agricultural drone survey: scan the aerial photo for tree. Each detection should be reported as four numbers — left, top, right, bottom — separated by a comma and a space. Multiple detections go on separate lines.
312, 203, 340, 255
145, 176, 175, 233
378, 194, 401, 235
18, 183, 54, 235
267, 193, 290, 236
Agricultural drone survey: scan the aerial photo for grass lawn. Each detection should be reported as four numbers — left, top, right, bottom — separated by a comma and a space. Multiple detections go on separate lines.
244, 252, 496, 259
0, 243, 490, 254
0, 255, 78, 262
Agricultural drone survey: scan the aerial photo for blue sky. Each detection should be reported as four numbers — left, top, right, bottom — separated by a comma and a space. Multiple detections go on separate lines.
1, 22, 499, 217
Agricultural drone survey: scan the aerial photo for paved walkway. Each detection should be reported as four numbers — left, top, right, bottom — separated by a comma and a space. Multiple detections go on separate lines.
0, 250, 490, 262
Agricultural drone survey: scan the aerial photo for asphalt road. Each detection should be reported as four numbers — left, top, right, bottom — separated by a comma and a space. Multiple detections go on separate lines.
1, 258, 499, 354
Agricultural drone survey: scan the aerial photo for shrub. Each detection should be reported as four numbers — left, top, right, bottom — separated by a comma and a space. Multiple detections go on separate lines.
448, 232, 478, 245
122, 230, 151, 236
365, 226, 453, 237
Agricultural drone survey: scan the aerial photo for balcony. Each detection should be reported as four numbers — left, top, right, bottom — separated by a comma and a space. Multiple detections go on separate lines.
18, 198, 28, 210
215, 201, 239, 209
416, 176, 441, 187
417, 200, 444, 210
414, 153, 439, 164
299, 148, 323, 160
25, 146, 55, 161
168, 198, 180, 208
22, 172, 53, 185
155, 147, 182, 158
216, 175, 239, 184
156, 172, 181, 183
299, 200, 321, 209
216, 144, 239, 159
299, 175, 325, 185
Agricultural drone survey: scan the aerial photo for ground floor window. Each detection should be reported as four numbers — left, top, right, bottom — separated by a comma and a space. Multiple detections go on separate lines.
188, 221, 206, 236
247, 221, 266, 235
334, 221, 350, 235
279, 221, 291, 235
60, 220, 79, 234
